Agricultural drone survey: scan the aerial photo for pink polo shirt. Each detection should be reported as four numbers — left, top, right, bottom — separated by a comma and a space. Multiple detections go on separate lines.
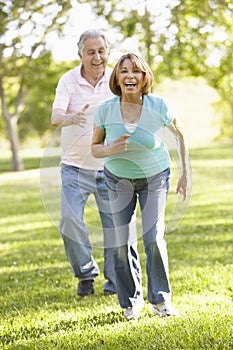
52, 65, 113, 170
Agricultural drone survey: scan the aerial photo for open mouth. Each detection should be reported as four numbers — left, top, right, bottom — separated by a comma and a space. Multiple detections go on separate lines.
93, 62, 103, 67
125, 83, 136, 87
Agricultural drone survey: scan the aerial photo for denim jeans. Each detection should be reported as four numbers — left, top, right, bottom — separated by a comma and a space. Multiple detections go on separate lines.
60, 163, 116, 288
104, 167, 171, 308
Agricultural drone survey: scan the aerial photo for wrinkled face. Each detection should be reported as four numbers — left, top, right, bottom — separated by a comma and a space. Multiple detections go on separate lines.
117, 58, 145, 97
79, 37, 109, 74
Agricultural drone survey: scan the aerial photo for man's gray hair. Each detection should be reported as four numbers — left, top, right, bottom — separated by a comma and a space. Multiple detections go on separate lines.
77, 30, 110, 54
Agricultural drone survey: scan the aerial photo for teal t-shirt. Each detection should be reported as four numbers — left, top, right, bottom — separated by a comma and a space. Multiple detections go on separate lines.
94, 95, 174, 179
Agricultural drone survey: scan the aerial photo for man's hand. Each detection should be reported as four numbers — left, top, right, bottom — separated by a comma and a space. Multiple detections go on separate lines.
72, 104, 90, 127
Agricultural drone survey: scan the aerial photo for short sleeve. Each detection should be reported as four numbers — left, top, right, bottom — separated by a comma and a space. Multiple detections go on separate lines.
160, 98, 178, 125
52, 76, 70, 111
94, 103, 105, 130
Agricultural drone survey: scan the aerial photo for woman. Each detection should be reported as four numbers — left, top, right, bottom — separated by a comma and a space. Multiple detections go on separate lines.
91, 53, 189, 320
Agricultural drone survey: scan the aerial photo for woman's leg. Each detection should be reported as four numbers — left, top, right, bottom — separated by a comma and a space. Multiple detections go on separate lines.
104, 169, 142, 308
139, 168, 171, 305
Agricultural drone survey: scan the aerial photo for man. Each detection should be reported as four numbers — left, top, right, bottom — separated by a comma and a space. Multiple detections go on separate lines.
51, 30, 116, 296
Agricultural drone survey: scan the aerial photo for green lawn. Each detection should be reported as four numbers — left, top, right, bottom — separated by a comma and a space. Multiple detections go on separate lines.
0, 143, 232, 349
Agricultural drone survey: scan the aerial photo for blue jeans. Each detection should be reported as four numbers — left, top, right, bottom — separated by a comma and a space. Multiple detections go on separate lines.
104, 167, 171, 308
60, 164, 116, 289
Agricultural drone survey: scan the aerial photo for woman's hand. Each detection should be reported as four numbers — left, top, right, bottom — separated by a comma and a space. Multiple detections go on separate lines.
109, 134, 131, 155
176, 173, 188, 201
92, 131, 130, 158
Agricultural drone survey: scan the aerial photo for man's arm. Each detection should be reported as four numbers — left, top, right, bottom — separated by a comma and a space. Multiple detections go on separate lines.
51, 104, 89, 128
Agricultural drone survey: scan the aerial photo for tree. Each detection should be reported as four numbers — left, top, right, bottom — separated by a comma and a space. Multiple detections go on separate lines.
19, 59, 75, 144
0, 0, 71, 171
159, 0, 233, 136
84, 0, 233, 137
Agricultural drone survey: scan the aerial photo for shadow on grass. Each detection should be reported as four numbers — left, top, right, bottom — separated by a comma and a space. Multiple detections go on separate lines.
189, 142, 233, 161
0, 154, 60, 173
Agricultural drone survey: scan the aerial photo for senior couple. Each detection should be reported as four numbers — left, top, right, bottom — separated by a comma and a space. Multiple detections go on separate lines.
51, 29, 189, 321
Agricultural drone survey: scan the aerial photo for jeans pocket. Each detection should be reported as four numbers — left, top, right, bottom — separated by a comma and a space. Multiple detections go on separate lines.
147, 168, 170, 193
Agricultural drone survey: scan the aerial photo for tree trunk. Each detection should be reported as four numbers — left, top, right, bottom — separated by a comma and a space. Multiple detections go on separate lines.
5, 115, 24, 171
231, 102, 233, 125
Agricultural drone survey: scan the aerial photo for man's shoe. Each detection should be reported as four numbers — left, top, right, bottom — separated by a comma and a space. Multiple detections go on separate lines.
103, 280, 117, 295
77, 280, 94, 296
150, 302, 178, 317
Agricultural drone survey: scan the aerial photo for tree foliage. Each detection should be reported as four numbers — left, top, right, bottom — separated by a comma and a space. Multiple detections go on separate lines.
1, 0, 232, 173
159, 1, 233, 118
0, 0, 72, 170
19, 59, 75, 143
84, 0, 233, 136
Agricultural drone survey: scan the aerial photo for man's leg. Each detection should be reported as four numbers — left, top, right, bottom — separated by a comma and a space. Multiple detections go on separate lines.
60, 164, 100, 294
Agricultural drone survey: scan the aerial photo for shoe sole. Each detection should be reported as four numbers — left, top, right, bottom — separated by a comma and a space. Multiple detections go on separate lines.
78, 292, 94, 297
104, 290, 117, 295
77, 289, 94, 297
124, 314, 136, 321
151, 305, 178, 317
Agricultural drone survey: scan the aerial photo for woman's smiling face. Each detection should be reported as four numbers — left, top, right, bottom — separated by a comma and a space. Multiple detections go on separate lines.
117, 58, 145, 98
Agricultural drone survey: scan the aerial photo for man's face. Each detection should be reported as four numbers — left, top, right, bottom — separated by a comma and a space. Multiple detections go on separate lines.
79, 37, 109, 74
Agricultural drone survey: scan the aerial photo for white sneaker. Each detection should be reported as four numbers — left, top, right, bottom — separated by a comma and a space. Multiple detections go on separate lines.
123, 307, 135, 320
123, 297, 144, 321
150, 302, 178, 317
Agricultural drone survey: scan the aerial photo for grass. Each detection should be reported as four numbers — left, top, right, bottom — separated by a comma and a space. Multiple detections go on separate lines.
0, 142, 233, 349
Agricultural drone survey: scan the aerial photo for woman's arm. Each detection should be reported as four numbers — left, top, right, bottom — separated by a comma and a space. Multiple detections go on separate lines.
167, 118, 190, 201
91, 125, 130, 158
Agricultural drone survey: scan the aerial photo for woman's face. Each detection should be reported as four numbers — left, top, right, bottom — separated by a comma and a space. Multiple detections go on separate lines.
117, 58, 145, 97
